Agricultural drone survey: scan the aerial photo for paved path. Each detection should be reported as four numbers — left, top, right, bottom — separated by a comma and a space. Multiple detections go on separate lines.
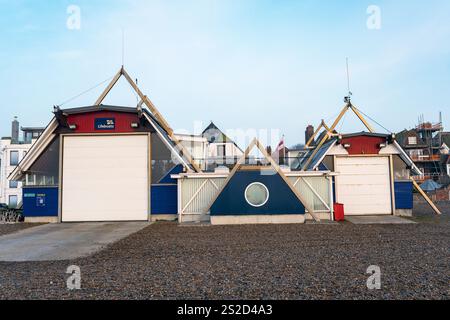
345, 215, 416, 225
0, 222, 150, 262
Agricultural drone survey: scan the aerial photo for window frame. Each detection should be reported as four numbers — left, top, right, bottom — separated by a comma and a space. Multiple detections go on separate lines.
9, 180, 18, 189
244, 182, 270, 208
8, 195, 18, 208
10, 150, 19, 166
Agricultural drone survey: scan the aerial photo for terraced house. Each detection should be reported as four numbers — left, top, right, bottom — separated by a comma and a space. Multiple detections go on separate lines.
0, 118, 43, 208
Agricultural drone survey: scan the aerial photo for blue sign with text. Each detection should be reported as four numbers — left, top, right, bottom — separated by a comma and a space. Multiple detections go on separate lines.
95, 118, 115, 130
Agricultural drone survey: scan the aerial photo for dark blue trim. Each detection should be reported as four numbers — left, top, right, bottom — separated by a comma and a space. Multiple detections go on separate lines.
158, 164, 184, 184
211, 170, 305, 216
22, 187, 59, 217
151, 185, 177, 214
394, 181, 413, 209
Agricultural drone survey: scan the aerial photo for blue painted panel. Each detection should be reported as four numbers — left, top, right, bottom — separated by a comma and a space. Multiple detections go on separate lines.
394, 181, 413, 209
151, 185, 178, 214
158, 165, 184, 184
210, 170, 305, 216
23, 187, 59, 217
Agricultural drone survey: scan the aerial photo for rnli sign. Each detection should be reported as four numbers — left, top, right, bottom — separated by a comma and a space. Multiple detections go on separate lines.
95, 118, 115, 130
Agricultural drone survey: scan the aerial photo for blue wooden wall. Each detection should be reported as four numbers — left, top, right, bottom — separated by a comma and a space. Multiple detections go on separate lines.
151, 185, 178, 214
394, 181, 413, 209
210, 170, 305, 216
151, 165, 182, 215
23, 187, 59, 217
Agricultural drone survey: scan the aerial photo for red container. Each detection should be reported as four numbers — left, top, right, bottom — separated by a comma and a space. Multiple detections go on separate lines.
333, 203, 345, 221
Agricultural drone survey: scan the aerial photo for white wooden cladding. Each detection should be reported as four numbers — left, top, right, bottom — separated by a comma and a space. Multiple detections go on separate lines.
180, 177, 227, 214
287, 176, 331, 212
178, 174, 332, 217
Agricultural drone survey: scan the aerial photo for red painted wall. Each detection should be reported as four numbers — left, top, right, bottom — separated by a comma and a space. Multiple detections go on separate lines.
66, 111, 142, 134
340, 136, 386, 155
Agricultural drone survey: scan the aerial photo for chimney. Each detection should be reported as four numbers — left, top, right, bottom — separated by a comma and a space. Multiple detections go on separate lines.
11, 116, 19, 144
305, 125, 314, 144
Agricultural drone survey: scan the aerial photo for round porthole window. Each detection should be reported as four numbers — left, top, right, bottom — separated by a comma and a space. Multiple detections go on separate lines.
245, 182, 269, 207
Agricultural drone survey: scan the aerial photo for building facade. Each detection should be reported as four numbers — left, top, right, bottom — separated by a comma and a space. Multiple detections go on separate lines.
0, 119, 44, 208
396, 116, 450, 184
202, 122, 244, 170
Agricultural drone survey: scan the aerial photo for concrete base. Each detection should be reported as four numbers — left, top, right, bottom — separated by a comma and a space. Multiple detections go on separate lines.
210, 215, 306, 225
394, 209, 413, 217
305, 212, 333, 221
151, 214, 177, 222
345, 215, 416, 225
180, 213, 210, 223
24, 216, 58, 223
0, 222, 151, 262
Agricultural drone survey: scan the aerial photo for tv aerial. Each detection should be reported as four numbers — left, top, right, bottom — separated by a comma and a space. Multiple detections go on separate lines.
344, 57, 353, 103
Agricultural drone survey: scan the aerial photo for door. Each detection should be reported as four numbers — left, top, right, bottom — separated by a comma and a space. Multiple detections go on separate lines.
335, 156, 392, 215
62, 135, 149, 222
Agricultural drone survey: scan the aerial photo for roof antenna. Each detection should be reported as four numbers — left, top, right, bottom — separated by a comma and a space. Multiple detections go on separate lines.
121, 28, 125, 67
344, 57, 352, 103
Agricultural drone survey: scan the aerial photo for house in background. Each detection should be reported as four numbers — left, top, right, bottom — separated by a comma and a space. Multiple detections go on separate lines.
0, 118, 44, 208
396, 114, 450, 184
174, 133, 208, 170
202, 122, 243, 170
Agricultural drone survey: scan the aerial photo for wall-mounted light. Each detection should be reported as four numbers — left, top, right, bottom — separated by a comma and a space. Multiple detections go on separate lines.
131, 122, 139, 128
343, 144, 351, 148
69, 124, 77, 130
379, 143, 387, 148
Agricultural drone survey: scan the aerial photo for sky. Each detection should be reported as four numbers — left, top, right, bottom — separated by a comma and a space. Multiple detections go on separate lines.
1, 0, 450, 148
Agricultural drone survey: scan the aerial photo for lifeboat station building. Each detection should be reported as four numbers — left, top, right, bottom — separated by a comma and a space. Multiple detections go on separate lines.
9, 104, 199, 223
9, 69, 439, 224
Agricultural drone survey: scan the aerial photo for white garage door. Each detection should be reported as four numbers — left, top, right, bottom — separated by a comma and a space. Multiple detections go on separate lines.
62, 135, 149, 222
335, 157, 392, 215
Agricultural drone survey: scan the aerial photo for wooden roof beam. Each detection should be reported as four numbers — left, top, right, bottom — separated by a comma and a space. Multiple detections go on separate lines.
302, 103, 351, 170
204, 138, 320, 221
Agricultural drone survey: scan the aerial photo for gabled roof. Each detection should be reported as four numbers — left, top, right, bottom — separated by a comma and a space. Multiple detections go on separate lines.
302, 139, 337, 171
298, 131, 422, 175
341, 131, 390, 139
202, 121, 243, 152
59, 105, 138, 115
9, 104, 195, 181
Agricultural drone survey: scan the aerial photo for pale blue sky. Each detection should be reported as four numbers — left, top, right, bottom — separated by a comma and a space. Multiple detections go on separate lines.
1, 0, 449, 147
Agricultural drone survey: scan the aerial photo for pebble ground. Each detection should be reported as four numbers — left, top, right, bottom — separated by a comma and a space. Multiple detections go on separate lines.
0, 204, 448, 300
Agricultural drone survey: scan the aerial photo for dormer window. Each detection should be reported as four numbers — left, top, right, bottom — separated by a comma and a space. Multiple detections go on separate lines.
408, 136, 417, 145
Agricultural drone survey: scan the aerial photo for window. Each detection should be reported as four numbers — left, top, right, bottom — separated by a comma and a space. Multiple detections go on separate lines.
408, 136, 417, 145
217, 145, 226, 157
10, 151, 19, 165
245, 182, 269, 207
8, 195, 18, 209
9, 180, 18, 188
24, 132, 32, 143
